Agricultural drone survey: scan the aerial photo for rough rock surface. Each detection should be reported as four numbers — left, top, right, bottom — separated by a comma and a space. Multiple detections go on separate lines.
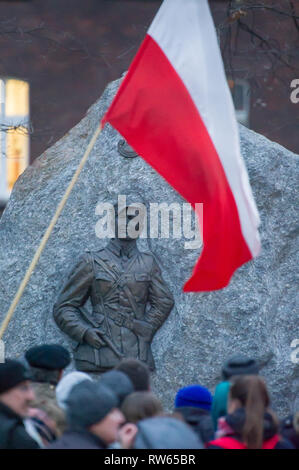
0, 78, 298, 415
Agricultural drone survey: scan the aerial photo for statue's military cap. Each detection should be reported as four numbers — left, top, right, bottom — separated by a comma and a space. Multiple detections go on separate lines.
25, 344, 71, 371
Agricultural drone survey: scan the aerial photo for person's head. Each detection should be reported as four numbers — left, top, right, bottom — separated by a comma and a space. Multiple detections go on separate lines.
121, 391, 163, 423
66, 380, 125, 445
222, 355, 259, 380
89, 408, 125, 444
56, 371, 92, 411
115, 359, 150, 392
174, 385, 213, 412
228, 375, 275, 449
99, 370, 134, 406
0, 360, 35, 416
25, 344, 71, 385
134, 416, 203, 449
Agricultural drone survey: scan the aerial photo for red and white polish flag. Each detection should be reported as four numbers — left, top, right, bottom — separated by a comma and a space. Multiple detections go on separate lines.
102, 0, 261, 292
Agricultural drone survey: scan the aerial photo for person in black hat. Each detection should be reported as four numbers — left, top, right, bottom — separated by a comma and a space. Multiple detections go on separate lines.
0, 360, 39, 449
222, 354, 259, 380
24, 344, 71, 444
211, 354, 259, 433
49, 380, 126, 449
25, 344, 71, 384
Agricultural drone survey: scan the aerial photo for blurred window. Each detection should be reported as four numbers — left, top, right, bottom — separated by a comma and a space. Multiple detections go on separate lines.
0, 78, 30, 205
229, 79, 251, 127
232, 84, 244, 111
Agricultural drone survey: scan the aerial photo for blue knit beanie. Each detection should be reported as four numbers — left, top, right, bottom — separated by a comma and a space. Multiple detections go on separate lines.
175, 385, 212, 411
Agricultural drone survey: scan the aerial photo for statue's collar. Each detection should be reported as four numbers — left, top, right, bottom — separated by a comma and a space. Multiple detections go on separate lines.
107, 238, 137, 258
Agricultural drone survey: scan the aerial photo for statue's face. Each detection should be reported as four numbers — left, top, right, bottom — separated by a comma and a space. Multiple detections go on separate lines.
115, 204, 145, 241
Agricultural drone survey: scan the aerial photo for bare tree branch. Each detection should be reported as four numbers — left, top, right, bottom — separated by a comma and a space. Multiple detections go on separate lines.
216, 0, 299, 88
229, 3, 299, 21
289, 0, 299, 32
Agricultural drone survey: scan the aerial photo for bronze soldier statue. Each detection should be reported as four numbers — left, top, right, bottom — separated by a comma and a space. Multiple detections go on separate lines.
53, 197, 174, 372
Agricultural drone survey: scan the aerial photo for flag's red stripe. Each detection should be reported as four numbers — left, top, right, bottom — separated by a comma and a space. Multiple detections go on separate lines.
103, 35, 251, 291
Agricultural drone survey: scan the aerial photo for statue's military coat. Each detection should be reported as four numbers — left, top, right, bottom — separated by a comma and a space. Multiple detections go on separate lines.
53, 240, 174, 371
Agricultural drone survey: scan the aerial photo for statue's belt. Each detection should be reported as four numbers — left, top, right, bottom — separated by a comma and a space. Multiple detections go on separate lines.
93, 307, 135, 329
93, 306, 149, 362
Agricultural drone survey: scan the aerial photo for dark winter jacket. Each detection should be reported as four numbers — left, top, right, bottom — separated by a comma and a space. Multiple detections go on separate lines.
31, 381, 66, 437
207, 408, 294, 449
134, 417, 203, 449
175, 406, 214, 443
280, 414, 299, 449
0, 402, 40, 449
48, 429, 107, 449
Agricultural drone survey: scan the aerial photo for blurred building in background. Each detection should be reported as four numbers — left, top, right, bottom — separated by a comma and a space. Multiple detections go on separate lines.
0, 78, 30, 205
0, 0, 298, 212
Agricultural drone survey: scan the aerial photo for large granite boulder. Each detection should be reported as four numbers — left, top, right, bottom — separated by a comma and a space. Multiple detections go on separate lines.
0, 78, 298, 416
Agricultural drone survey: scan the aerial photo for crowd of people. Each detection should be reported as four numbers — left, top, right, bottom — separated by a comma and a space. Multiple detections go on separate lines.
0, 344, 298, 450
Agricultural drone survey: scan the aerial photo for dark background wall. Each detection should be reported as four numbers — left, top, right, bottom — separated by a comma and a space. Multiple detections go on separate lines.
0, 0, 298, 162
0, 0, 159, 160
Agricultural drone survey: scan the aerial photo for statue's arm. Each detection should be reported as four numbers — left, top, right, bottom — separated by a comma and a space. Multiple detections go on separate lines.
145, 257, 174, 333
53, 254, 93, 343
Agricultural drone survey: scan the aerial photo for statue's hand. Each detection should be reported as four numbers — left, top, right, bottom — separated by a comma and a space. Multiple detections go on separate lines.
83, 328, 105, 349
132, 320, 153, 341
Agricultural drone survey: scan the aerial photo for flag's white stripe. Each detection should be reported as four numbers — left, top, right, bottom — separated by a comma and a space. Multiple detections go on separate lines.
148, 0, 260, 256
